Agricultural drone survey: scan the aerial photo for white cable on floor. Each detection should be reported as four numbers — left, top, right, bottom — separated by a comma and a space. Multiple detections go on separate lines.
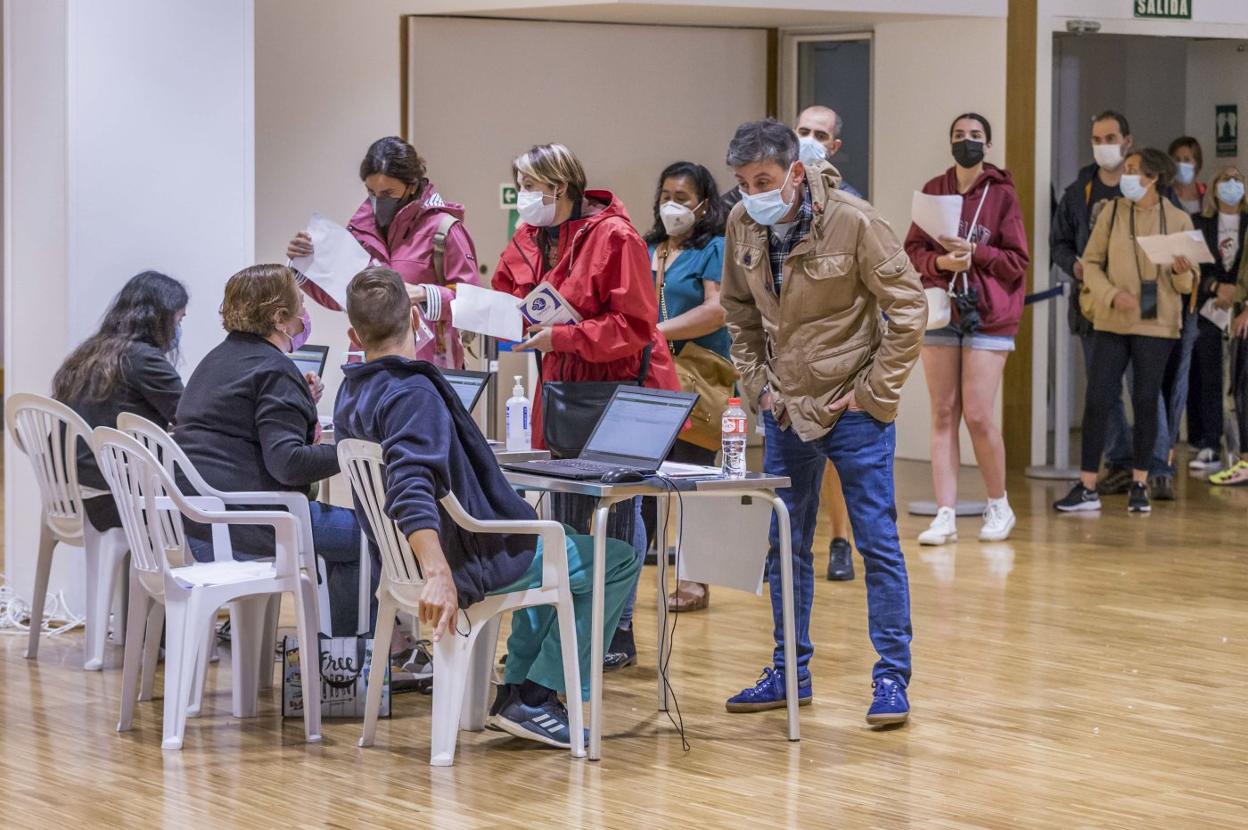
0, 578, 86, 636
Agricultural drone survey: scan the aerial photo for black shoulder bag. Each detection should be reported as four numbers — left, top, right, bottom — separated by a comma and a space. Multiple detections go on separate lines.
538, 343, 653, 458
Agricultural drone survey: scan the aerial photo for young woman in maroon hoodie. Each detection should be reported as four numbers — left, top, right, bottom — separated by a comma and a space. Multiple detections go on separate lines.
904, 113, 1030, 545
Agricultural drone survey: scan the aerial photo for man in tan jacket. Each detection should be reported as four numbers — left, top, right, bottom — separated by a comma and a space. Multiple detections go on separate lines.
720, 118, 926, 726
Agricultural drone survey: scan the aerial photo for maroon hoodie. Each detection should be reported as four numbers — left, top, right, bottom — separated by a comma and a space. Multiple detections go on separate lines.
904, 164, 1030, 337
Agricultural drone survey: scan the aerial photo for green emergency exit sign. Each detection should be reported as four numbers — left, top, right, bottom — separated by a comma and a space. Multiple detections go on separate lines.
1134, 0, 1191, 19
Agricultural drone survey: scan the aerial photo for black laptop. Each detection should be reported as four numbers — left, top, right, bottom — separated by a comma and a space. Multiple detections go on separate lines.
503, 386, 698, 480
438, 368, 492, 414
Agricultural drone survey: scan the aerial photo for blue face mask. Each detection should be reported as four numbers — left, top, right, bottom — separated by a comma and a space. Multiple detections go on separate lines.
1217, 179, 1245, 207
1175, 162, 1196, 185
739, 166, 796, 226
172, 323, 182, 352
1119, 174, 1151, 203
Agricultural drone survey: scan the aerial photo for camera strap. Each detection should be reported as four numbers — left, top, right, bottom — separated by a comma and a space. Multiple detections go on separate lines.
948, 181, 992, 295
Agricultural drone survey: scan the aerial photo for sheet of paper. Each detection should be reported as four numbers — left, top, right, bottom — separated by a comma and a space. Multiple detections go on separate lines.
289, 212, 371, 309
658, 461, 721, 478
1135, 230, 1215, 267
519, 284, 582, 326
911, 191, 963, 241
1199, 297, 1232, 331
449, 284, 525, 342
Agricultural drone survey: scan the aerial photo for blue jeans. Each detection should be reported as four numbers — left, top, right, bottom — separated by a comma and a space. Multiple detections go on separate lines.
1081, 332, 1133, 469
495, 532, 641, 700
1153, 311, 1200, 475
763, 410, 912, 684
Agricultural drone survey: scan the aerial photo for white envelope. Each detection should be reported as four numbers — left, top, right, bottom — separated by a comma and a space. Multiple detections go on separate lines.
519, 284, 582, 326
449, 284, 525, 342
911, 191, 963, 242
289, 212, 371, 309
1135, 230, 1215, 267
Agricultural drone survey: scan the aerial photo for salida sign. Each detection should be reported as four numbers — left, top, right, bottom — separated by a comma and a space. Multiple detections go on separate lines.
1134, 0, 1192, 19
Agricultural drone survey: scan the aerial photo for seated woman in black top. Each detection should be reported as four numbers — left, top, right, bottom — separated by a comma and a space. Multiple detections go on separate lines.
53, 271, 187, 532
175, 264, 369, 636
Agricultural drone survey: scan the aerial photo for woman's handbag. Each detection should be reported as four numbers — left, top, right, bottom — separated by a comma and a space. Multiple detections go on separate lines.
926, 283, 952, 330
539, 344, 653, 458
672, 342, 737, 450
655, 244, 738, 450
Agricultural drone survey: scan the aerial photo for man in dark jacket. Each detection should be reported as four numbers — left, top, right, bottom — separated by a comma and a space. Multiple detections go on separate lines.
333, 266, 640, 750
1051, 109, 1135, 491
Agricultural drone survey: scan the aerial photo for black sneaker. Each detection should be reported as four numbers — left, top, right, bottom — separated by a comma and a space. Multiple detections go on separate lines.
826, 537, 855, 581
603, 625, 636, 671
493, 690, 574, 749
1149, 474, 1176, 501
1054, 482, 1102, 512
1128, 481, 1151, 513
1097, 466, 1133, 495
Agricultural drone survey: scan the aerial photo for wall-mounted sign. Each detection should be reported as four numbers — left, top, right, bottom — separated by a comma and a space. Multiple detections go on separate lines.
1134, 0, 1191, 19
1216, 105, 1238, 158
499, 184, 518, 209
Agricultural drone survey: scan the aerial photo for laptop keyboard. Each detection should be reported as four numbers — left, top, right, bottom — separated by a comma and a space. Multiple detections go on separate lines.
555, 459, 622, 473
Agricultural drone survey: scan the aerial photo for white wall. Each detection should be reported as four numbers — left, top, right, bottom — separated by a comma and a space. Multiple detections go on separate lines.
4, 0, 255, 613
1185, 40, 1248, 176
873, 16, 1008, 465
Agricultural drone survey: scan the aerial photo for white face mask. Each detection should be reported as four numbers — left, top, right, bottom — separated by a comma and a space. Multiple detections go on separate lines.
1119, 174, 1151, 203
659, 199, 703, 236
1175, 162, 1197, 185
1092, 143, 1124, 171
516, 188, 559, 227
797, 136, 828, 166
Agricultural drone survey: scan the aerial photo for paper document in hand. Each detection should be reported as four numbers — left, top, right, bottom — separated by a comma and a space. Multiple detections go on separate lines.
911, 191, 963, 242
1135, 231, 1214, 267
520, 284, 582, 326
449, 284, 525, 342
1199, 298, 1232, 332
289, 212, 371, 309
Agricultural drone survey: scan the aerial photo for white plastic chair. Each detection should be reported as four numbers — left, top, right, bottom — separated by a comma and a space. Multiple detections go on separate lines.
336, 438, 583, 766
117, 412, 333, 703
94, 427, 322, 750
5, 393, 130, 670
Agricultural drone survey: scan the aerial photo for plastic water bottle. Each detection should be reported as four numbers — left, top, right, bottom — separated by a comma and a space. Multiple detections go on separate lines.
505, 375, 531, 452
721, 397, 748, 479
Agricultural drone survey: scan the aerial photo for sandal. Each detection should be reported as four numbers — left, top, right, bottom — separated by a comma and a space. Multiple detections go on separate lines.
667, 581, 709, 613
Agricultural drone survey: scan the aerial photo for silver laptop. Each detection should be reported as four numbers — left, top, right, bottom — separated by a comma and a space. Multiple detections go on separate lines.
503, 386, 698, 480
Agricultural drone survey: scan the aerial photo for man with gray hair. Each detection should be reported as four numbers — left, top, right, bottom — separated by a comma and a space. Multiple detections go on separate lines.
795, 104, 863, 198
719, 118, 925, 726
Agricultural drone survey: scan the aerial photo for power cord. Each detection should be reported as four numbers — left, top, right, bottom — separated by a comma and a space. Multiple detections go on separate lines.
647, 474, 690, 752
0, 578, 86, 636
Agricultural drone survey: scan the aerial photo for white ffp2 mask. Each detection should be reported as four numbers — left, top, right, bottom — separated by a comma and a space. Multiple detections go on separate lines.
516, 188, 558, 227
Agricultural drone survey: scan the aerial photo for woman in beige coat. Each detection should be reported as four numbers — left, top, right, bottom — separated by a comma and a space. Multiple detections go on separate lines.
1055, 148, 1197, 514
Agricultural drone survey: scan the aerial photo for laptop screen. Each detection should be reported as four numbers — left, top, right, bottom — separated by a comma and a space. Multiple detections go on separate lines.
439, 369, 491, 413
289, 345, 329, 378
583, 388, 696, 464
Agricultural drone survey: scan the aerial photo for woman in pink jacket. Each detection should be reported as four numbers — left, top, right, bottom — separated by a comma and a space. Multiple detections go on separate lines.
287, 136, 480, 368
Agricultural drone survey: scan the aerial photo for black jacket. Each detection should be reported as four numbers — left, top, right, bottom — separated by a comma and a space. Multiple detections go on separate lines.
175, 331, 338, 553
333, 356, 537, 608
62, 339, 183, 491
1193, 211, 1245, 304
1051, 163, 1103, 336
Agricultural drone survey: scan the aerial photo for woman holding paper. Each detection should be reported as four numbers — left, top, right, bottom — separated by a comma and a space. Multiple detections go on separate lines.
493, 143, 679, 671
1186, 167, 1247, 475
903, 113, 1029, 546
1054, 148, 1198, 515
286, 136, 480, 369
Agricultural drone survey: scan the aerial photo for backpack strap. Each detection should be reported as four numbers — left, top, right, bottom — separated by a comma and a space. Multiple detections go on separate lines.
431, 213, 460, 285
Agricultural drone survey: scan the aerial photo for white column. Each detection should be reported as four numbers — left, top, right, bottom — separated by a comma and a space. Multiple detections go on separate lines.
4, 0, 255, 614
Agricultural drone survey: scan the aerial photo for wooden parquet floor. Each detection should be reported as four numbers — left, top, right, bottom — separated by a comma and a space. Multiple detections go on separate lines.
1, 461, 1245, 829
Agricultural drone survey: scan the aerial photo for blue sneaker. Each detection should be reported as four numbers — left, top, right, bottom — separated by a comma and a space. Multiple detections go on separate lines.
494, 690, 574, 748
866, 676, 909, 726
725, 666, 812, 713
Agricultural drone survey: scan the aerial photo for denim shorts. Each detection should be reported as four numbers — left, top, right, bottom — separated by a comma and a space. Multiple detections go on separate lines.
923, 324, 1015, 352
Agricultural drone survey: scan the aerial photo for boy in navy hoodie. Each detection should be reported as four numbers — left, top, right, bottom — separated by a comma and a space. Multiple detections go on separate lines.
333, 266, 640, 749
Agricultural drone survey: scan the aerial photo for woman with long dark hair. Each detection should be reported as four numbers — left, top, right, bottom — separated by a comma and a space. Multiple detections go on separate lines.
287, 136, 480, 368
642, 161, 729, 613
54, 271, 188, 531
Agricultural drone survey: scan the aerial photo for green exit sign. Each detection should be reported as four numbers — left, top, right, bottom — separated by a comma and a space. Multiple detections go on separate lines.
1134, 0, 1191, 19
499, 184, 518, 209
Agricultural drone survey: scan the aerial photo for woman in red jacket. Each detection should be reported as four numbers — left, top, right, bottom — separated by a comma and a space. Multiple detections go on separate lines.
494, 143, 679, 670
903, 113, 1030, 547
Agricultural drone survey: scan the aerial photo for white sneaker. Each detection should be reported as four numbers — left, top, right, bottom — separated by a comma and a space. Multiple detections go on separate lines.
979, 499, 1016, 542
918, 506, 958, 546
1188, 448, 1223, 471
